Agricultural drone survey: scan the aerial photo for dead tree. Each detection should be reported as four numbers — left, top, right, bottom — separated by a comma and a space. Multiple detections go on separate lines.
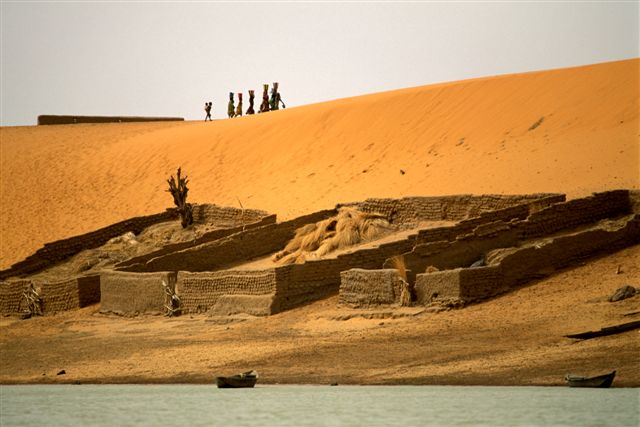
166, 167, 193, 228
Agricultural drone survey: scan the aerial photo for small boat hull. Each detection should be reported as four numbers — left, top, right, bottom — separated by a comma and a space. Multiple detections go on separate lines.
565, 370, 616, 388
216, 371, 258, 388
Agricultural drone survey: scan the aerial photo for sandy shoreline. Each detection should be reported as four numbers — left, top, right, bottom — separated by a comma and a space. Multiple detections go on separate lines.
2, 245, 638, 387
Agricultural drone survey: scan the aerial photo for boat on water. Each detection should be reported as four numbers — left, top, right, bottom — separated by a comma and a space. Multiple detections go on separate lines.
216, 370, 258, 388
565, 370, 616, 388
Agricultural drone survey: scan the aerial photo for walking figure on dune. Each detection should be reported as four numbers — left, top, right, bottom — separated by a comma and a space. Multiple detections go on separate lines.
227, 92, 235, 118
246, 90, 255, 115
269, 82, 286, 111
235, 93, 243, 117
204, 102, 212, 121
259, 84, 270, 113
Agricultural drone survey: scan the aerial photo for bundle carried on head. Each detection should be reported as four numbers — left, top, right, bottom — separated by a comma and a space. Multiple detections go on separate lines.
273, 207, 393, 265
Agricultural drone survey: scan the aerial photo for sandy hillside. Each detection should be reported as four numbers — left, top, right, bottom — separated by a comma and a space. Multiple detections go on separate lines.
1, 58, 638, 269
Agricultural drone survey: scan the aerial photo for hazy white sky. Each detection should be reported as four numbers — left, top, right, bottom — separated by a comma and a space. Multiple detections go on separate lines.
1, 1, 638, 126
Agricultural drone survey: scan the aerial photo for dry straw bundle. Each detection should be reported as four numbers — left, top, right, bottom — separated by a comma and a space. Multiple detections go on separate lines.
273, 207, 393, 264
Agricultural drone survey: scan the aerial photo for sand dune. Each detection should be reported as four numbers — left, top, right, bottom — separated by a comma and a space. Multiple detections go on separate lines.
1, 59, 638, 269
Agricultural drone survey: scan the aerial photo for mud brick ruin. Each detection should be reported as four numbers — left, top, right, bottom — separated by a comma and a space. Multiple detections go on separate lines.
1, 191, 638, 317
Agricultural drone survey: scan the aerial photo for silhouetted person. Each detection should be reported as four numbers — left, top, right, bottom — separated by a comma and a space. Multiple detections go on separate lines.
259, 84, 270, 113
246, 90, 255, 115
235, 93, 243, 117
227, 92, 235, 118
269, 82, 286, 111
269, 82, 279, 110
204, 102, 212, 121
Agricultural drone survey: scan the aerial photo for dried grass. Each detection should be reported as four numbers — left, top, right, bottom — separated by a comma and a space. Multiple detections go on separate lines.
273, 207, 393, 264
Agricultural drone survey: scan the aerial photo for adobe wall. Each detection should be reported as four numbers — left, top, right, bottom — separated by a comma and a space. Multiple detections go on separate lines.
37, 275, 101, 313
115, 214, 276, 270
0, 204, 272, 280
37, 115, 184, 125
124, 194, 561, 274
517, 190, 631, 239
176, 270, 277, 315
0, 210, 178, 280
339, 269, 405, 307
0, 276, 100, 314
396, 190, 633, 284
100, 271, 176, 315
342, 194, 563, 224
414, 266, 504, 304
414, 214, 640, 305
191, 205, 270, 226
0, 280, 30, 314
124, 209, 337, 273
495, 214, 640, 288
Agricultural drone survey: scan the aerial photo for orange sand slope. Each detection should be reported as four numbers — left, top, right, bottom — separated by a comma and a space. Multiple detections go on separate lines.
1, 59, 638, 269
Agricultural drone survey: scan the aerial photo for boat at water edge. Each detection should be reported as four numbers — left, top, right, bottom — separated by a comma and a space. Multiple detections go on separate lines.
565, 370, 616, 388
216, 370, 258, 388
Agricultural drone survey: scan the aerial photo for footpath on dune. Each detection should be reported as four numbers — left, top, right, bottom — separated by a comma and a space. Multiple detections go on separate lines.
1, 58, 638, 269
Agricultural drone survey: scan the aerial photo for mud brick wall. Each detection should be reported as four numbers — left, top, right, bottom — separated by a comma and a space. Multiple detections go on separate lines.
191, 205, 270, 225
0, 280, 31, 314
518, 190, 631, 239
414, 266, 503, 304
0, 210, 179, 280
415, 214, 640, 305
115, 215, 276, 270
273, 258, 347, 312
176, 270, 277, 315
629, 190, 640, 214
342, 194, 563, 224
495, 214, 640, 288
100, 271, 176, 315
397, 223, 520, 285
125, 210, 337, 273
339, 269, 405, 307
0, 204, 272, 280
38, 115, 184, 125
36, 275, 101, 313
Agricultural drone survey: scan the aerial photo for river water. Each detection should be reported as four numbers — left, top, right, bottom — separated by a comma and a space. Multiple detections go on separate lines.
1, 385, 638, 427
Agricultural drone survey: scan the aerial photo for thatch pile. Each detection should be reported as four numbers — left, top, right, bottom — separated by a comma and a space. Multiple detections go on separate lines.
273, 207, 394, 264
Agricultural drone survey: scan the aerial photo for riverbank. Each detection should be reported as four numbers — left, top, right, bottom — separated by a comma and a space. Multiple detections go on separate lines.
1, 245, 638, 386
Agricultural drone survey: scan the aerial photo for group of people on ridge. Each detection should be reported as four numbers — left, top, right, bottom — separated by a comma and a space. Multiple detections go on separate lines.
204, 82, 285, 121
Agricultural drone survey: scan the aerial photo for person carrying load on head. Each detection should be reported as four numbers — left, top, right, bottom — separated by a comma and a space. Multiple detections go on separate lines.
269, 82, 286, 111
259, 84, 270, 113
227, 92, 235, 118
235, 92, 243, 117
269, 82, 279, 111
246, 90, 255, 115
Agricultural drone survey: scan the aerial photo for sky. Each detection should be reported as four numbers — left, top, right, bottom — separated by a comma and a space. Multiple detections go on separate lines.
1, 1, 638, 126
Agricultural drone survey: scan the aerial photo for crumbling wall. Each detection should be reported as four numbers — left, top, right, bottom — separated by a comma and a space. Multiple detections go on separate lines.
0, 280, 30, 314
415, 266, 504, 305
115, 214, 276, 270
126, 210, 337, 273
493, 214, 640, 288
414, 214, 640, 305
100, 271, 176, 315
37, 275, 101, 313
0, 204, 272, 280
339, 269, 405, 307
191, 205, 270, 226
517, 190, 631, 239
176, 270, 277, 315
342, 194, 563, 224
395, 191, 633, 285
0, 276, 100, 315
